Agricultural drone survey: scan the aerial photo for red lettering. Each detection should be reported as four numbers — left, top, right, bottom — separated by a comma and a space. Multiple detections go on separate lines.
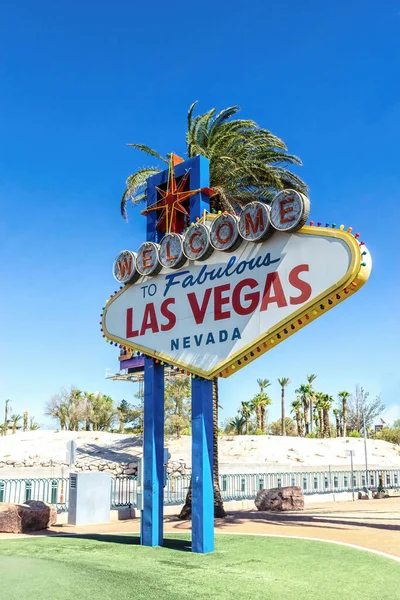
189, 231, 203, 254
279, 198, 295, 224
187, 288, 212, 324
126, 307, 139, 337
117, 256, 133, 278
289, 264, 312, 304
160, 298, 176, 331
260, 272, 288, 311
216, 221, 234, 245
214, 284, 231, 321
232, 279, 260, 316
142, 248, 153, 269
245, 208, 264, 235
139, 303, 159, 335
165, 241, 178, 262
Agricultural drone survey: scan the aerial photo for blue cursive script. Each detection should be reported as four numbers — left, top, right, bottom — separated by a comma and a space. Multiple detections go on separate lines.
163, 252, 280, 296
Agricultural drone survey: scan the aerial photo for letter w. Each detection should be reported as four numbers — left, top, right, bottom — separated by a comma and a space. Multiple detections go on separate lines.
187, 289, 212, 324
117, 256, 133, 278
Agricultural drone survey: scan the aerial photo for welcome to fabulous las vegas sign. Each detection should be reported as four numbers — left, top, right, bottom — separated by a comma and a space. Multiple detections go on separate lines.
101, 190, 371, 379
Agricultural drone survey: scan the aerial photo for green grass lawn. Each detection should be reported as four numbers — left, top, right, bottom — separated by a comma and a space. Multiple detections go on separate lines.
0, 534, 398, 600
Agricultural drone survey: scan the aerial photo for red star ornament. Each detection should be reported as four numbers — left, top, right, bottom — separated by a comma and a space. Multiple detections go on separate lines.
142, 156, 215, 233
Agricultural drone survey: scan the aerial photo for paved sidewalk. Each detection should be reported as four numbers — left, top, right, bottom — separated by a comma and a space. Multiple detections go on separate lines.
1, 498, 399, 559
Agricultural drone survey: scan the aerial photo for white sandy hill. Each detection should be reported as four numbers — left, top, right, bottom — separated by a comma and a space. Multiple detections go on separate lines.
0, 431, 399, 473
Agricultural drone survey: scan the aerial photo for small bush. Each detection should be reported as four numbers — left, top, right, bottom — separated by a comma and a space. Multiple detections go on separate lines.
376, 427, 400, 445
255, 428, 264, 435
348, 430, 361, 438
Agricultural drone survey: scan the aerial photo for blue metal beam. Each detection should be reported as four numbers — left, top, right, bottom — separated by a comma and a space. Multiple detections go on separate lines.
191, 377, 214, 554
141, 353, 165, 546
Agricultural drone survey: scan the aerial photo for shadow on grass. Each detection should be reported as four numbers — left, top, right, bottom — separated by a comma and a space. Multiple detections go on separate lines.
39, 532, 192, 552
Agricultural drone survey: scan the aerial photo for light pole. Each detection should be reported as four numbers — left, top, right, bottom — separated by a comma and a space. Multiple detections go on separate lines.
346, 450, 355, 501
363, 411, 369, 489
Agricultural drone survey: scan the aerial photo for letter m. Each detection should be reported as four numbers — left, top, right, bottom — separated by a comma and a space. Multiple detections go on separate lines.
246, 207, 264, 235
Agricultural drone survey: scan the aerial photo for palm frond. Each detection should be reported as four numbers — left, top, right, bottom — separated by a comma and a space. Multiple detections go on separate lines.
121, 167, 161, 220
209, 106, 241, 135
187, 101, 198, 134
126, 143, 168, 164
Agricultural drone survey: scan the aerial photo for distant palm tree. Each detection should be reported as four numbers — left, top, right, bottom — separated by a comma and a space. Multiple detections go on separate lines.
295, 384, 312, 435
291, 398, 304, 437
230, 415, 246, 435
338, 391, 351, 437
320, 395, 334, 437
3, 399, 11, 437
314, 392, 325, 437
240, 401, 252, 435
10, 414, 21, 434
277, 377, 291, 436
23, 411, 28, 433
29, 417, 40, 431
333, 408, 342, 437
252, 379, 272, 433
306, 374, 317, 433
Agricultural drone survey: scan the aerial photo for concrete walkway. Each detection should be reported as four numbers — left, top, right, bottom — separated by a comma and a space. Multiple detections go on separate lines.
1, 498, 399, 559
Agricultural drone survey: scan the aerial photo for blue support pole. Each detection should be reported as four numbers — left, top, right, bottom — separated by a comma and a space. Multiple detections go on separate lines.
141, 356, 164, 546
191, 377, 214, 554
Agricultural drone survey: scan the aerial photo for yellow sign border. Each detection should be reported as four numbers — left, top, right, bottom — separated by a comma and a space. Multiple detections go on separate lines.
101, 226, 370, 379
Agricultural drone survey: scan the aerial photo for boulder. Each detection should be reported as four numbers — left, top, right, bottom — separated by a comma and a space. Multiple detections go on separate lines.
255, 486, 304, 511
0, 501, 57, 534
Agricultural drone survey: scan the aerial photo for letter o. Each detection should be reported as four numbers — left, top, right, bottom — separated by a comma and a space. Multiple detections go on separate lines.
112, 250, 140, 284
269, 189, 310, 232
182, 224, 213, 261
238, 202, 273, 242
210, 213, 242, 252
136, 242, 162, 276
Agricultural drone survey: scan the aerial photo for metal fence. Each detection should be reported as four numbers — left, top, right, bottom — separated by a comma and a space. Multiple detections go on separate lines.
1, 468, 399, 512
0, 477, 69, 512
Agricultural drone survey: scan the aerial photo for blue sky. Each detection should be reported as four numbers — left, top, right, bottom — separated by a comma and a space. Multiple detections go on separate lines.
1, 1, 400, 428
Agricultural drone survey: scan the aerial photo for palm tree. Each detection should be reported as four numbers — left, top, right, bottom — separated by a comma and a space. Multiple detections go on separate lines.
314, 392, 325, 437
29, 417, 40, 431
333, 408, 342, 437
251, 379, 272, 433
291, 398, 304, 437
277, 377, 291, 436
306, 374, 317, 433
240, 401, 252, 435
23, 411, 28, 433
3, 399, 11, 436
179, 377, 226, 519
230, 415, 246, 435
121, 103, 307, 219
121, 103, 307, 520
338, 391, 351, 437
320, 394, 334, 437
10, 414, 22, 434
295, 384, 312, 435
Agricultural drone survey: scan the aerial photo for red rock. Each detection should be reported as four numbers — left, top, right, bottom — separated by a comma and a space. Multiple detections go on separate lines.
0, 501, 57, 533
255, 486, 304, 511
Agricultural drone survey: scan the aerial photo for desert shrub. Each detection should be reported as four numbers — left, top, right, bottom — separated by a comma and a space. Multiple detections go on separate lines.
376, 427, 400, 445
348, 430, 361, 438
